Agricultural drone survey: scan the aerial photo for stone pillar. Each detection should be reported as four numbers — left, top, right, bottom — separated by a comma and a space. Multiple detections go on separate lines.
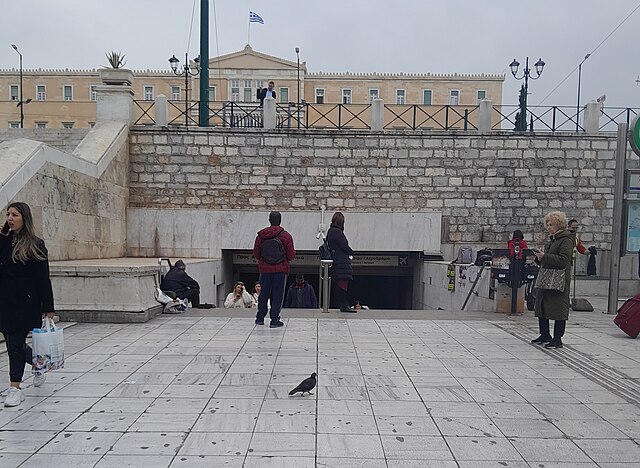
477, 99, 493, 134
155, 94, 168, 127
371, 98, 384, 131
583, 101, 600, 134
95, 85, 135, 124
263, 96, 276, 129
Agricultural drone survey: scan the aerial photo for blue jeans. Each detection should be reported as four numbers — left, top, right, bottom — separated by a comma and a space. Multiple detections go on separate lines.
257, 272, 286, 322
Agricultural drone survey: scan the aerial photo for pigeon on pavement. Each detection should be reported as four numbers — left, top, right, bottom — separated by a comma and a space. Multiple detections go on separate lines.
288, 372, 317, 396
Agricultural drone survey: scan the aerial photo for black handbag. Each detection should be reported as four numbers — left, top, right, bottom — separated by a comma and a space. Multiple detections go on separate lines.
534, 268, 565, 292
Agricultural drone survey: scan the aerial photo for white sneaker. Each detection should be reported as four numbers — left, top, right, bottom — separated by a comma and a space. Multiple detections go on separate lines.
4, 387, 25, 407
33, 373, 46, 387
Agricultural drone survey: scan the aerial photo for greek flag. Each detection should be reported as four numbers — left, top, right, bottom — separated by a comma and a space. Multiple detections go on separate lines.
249, 11, 264, 24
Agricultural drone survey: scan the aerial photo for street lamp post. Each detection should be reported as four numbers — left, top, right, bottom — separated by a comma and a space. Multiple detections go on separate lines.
11, 44, 31, 128
169, 53, 200, 127
295, 47, 300, 128
576, 53, 591, 132
509, 57, 545, 132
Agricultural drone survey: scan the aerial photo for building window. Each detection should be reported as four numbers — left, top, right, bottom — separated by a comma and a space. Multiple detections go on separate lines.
231, 80, 239, 102
88, 122, 96, 128
396, 89, 406, 105
90, 85, 98, 101
256, 80, 264, 91
368, 89, 379, 103
9, 122, 20, 128
449, 90, 460, 105
143, 86, 154, 101
62, 122, 74, 129
477, 90, 487, 103
342, 89, 352, 104
36, 85, 46, 101
208, 86, 216, 101
35, 122, 47, 129
423, 89, 432, 105
315, 88, 325, 104
279, 87, 289, 103
243, 80, 253, 102
10, 85, 19, 101
63, 85, 73, 101
170, 86, 180, 100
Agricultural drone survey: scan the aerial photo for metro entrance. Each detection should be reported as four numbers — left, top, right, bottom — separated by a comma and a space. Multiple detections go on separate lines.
227, 250, 420, 310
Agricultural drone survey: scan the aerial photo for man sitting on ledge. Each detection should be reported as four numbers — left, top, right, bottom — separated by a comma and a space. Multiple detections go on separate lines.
160, 260, 200, 307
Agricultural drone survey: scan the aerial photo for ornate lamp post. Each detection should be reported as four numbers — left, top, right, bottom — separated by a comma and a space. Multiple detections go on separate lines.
168, 53, 200, 127
509, 57, 545, 131
11, 44, 31, 128
576, 53, 591, 132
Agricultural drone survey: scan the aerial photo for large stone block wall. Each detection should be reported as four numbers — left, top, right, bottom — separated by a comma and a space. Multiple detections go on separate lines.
129, 128, 633, 248
11, 137, 129, 260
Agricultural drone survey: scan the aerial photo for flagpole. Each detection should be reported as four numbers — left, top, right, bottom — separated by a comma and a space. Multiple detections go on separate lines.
247, 11, 251, 45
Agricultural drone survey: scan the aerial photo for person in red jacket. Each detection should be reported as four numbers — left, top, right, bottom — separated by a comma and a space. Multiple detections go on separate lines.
508, 229, 529, 259
253, 211, 295, 328
568, 219, 588, 255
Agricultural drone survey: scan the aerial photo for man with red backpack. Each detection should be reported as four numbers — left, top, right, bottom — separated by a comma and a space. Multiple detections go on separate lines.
253, 211, 295, 328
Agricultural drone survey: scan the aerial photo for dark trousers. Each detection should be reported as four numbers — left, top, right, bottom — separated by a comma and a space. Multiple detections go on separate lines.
180, 289, 200, 307
257, 272, 286, 322
3, 330, 32, 383
331, 283, 349, 309
538, 317, 566, 339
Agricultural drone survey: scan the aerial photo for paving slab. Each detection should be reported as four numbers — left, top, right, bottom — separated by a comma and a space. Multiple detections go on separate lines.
0, 304, 638, 466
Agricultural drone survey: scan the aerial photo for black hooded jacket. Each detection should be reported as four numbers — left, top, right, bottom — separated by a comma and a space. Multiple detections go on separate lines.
326, 223, 353, 280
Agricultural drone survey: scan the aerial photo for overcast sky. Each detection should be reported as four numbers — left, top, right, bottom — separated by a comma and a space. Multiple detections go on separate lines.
3, 0, 639, 108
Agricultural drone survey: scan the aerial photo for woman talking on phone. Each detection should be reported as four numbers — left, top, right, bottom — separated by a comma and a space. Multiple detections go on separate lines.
531, 211, 573, 349
0, 202, 55, 407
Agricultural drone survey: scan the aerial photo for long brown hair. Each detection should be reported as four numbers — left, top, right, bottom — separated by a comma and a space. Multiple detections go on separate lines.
7, 202, 47, 264
331, 212, 345, 229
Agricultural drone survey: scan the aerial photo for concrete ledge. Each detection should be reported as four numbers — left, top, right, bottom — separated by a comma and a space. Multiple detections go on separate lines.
58, 306, 163, 324
49, 257, 218, 322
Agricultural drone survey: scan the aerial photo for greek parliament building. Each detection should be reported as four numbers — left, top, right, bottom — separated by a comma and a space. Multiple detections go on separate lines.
0, 45, 504, 129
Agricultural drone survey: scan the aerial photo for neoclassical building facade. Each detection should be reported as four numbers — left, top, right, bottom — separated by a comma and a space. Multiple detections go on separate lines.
0, 45, 504, 129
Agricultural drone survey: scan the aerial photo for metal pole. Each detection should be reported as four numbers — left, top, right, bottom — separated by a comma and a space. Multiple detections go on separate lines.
320, 260, 333, 312
523, 57, 529, 132
296, 47, 300, 129
576, 63, 582, 132
199, 0, 209, 127
607, 123, 628, 314
510, 245, 522, 315
19, 52, 23, 128
184, 53, 189, 127
576, 54, 590, 132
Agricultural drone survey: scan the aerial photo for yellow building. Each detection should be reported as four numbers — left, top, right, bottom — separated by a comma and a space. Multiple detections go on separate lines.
0, 45, 504, 129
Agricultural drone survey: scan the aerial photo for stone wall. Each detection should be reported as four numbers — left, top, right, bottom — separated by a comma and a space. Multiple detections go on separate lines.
9, 131, 129, 260
129, 128, 634, 248
0, 128, 89, 153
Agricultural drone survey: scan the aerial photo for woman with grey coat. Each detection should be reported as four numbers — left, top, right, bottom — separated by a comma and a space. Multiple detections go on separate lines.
531, 211, 574, 349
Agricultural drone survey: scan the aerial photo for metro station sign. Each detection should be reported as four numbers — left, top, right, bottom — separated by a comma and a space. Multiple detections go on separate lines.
631, 114, 640, 157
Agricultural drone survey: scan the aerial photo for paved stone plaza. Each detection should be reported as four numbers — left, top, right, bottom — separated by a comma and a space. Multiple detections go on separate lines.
1, 305, 639, 467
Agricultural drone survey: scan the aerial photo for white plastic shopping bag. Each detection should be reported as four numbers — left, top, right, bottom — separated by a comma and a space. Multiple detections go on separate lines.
32, 317, 65, 376
155, 287, 174, 305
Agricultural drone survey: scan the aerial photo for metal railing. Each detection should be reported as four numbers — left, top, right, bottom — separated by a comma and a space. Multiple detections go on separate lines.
384, 104, 478, 130
130, 100, 639, 133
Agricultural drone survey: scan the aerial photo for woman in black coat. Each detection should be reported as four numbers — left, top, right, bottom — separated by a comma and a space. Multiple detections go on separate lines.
0, 202, 55, 407
327, 212, 356, 313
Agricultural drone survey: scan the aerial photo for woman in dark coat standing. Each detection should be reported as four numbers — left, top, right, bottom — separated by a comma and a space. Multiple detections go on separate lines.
327, 212, 356, 313
0, 202, 55, 407
531, 211, 574, 349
